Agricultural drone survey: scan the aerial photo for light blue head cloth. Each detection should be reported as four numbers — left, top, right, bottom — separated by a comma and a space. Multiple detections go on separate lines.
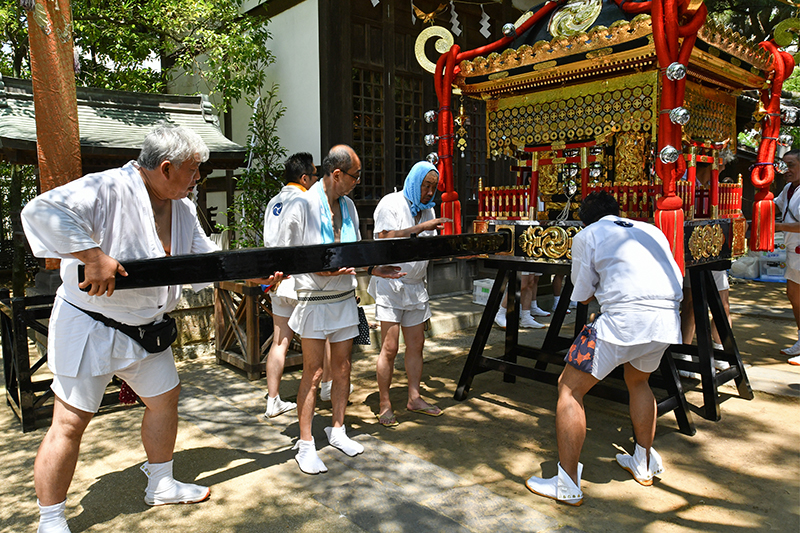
403, 161, 439, 217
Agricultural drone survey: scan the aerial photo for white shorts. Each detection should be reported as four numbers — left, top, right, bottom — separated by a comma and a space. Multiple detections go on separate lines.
290, 297, 359, 343
786, 253, 800, 284
684, 270, 729, 291
270, 294, 297, 318
588, 338, 669, 380
51, 349, 180, 413
375, 303, 431, 327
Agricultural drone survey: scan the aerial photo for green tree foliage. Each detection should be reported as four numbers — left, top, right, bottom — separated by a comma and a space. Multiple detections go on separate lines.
705, 0, 797, 42
0, 0, 273, 111
220, 84, 287, 249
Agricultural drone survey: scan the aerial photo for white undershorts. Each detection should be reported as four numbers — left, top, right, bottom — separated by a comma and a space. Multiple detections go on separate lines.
589, 338, 669, 380
289, 297, 359, 343
786, 253, 800, 284
684, 270, 729, 291
375, 303, 431, 327
270, 294, 297, 318
51, 349, 180, 413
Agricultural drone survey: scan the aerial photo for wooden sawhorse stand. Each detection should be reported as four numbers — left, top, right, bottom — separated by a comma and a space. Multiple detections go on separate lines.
454, 257, 696, 436
670, 261, 753, 421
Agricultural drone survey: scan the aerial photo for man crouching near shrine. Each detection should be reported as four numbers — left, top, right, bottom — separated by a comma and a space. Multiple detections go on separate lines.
21, 126, 258, 532
525, 191, 683, 506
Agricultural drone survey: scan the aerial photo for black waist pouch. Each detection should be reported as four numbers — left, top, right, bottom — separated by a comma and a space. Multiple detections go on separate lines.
64, 299, 178, 353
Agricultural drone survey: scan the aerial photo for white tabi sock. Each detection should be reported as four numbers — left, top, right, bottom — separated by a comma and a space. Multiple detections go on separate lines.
141, 460, 210, 506
37, 499, 70, 533
320, 380, 332, 401
324, 425, 364, 456
293, 438, 328, 474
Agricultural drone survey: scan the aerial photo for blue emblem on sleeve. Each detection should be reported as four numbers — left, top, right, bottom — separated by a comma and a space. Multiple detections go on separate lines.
272, 203, 283, 216
614, 220, 634, 228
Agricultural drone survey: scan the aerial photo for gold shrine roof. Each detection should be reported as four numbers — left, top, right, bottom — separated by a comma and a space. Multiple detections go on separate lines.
455, 15, 771, 98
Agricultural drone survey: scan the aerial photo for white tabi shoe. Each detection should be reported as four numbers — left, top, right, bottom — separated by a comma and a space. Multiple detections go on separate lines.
615, 443, 664, 486
525, 462, 583, 506
325, 425, 364, 456
141, 460, 210, 506
530, 304, 551, 317
781, 339, 800, 356
265, 394, 296, 418
293, 438, 328, 474
520, 314, 546, 329
789, 355, 800, 366
494, 308, 507, 329
37, 500, 71, 533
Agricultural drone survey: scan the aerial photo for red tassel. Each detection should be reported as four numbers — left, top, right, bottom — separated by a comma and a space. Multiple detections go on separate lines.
118, 380, 138, 405
654, 196, 685, 275
439, 192, 462, 235
749, 191, 775, 252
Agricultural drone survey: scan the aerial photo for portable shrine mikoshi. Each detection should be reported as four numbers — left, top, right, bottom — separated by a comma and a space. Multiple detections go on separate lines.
414, 0, 796, 423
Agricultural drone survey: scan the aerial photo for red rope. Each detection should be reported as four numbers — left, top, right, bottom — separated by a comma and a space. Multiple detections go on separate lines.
749, 41, 795, 251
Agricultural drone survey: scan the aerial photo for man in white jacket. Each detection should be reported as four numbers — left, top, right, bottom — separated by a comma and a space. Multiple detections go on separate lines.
368, 161, 449, 426
21, 126, 280, 532
261, 152, 317, 418
525, 191, 682, 506
277, 145, 403, 474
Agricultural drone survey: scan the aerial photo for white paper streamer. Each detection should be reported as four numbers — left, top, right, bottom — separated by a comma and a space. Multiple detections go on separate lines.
449, 0, 462, 37
479, 5, 491, 39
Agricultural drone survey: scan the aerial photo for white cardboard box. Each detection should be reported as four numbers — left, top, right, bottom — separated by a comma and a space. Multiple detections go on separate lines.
473, 278, 494, 306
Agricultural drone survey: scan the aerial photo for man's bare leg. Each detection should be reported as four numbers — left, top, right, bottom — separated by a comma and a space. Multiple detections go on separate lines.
138, 384, 209, 505
555, 365, 599, 485
402, 322, 438, 413
376, 321, 401, 422
297, 338, 325, 442
324, 338, 363, 456
34, 397, 93, 506
294, 338, 327, 474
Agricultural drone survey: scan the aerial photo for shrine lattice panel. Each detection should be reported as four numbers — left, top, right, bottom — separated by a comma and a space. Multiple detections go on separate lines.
352, 67, 385, 201
393, 74, 424, 189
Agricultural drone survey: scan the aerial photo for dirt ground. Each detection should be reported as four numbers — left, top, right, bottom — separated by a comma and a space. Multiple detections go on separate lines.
1, 279, 798, 532
325, 279, 800, 533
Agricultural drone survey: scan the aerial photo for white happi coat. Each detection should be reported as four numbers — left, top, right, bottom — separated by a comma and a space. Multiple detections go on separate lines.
570, 215, 683, 346
278, 180, 361, 334
367, 191, 436, 310
775, 182, 800, 255
263, 183, 307, 299
21, 162, 218, 377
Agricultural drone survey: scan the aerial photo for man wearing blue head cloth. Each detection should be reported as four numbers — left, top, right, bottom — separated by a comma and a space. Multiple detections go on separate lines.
368, 161, 451, 427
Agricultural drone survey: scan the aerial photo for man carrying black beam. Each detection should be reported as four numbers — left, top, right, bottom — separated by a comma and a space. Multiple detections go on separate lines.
275, 144, 404, 474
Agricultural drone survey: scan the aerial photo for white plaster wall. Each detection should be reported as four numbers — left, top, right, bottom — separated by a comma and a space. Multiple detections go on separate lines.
228, 0, 321, 162
263, 0, 322, 162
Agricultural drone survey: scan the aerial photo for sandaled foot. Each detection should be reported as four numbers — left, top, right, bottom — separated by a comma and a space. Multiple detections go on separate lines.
407, 402, 443, 417
376, 410, 399, 427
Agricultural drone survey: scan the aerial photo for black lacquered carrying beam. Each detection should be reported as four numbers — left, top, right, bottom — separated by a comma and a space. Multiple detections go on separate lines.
78, 232, 512, 291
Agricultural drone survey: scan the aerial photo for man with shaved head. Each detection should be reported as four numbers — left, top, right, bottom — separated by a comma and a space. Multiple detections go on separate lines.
276, 145, 404, 473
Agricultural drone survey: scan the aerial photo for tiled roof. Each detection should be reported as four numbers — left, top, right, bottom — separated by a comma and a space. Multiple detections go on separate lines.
0, 75, 246, 169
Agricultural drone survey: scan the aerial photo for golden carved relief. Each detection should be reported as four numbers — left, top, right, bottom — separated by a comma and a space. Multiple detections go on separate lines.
538, 159, 559, 195
688, 224, 726, 260
614, 131, 647, 184
518, 226, 581, 260
457, 15, 654, 80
